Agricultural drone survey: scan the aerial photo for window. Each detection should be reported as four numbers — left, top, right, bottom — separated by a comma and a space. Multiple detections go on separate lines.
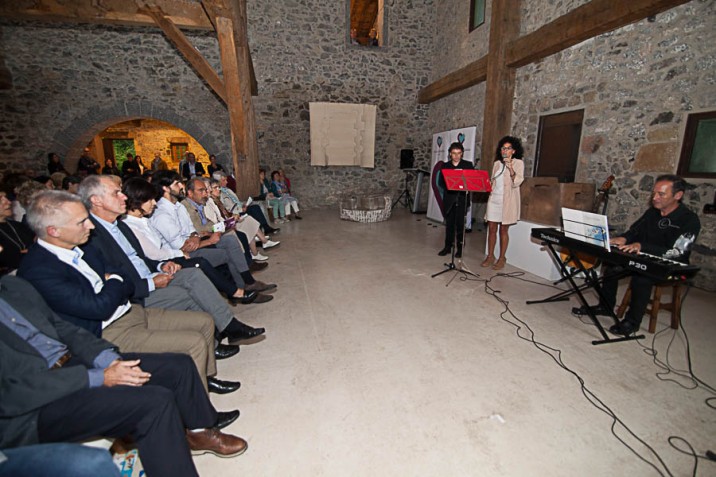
534, 109, 584, 183
348, 0, 386, 47
677, 111, 716, 179
469, 0, 486, 32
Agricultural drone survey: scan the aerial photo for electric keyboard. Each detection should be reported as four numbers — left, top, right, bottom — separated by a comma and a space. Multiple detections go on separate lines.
532, 227, 700, 281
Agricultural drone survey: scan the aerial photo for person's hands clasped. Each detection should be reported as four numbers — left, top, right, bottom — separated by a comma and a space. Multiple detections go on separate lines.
181, 236, 201, 253
103, 359, 151, 387
161, 261, 182, 275
152, 273, 174, 288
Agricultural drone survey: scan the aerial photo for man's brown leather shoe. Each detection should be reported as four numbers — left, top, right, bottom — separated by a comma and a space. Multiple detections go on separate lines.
186, 428, 247, 457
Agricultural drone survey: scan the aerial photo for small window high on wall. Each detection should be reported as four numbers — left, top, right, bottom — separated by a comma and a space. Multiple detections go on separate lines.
469, 0, 486, 32
534, 109, 584, 183
348, 0, 386, 47
677, 110, 716, 179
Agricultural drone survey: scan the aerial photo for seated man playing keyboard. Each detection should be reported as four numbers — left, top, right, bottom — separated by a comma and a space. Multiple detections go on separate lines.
575, 174, 700, 336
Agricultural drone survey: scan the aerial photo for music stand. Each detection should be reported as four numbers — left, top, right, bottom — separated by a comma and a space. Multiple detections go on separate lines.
432, 169, 491, 283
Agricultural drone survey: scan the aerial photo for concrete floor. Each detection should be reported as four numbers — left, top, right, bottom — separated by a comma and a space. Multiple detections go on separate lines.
196, 207, 716, 477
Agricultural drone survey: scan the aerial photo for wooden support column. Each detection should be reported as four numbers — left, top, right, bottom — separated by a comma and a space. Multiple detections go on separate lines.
225, 0, 260, 197
216, 15, 258, 198
481, 0, 520, 173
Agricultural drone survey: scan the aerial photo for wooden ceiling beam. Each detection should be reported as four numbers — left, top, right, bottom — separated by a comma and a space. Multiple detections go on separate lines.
418, 0, 693, 104
0, 0, 213, 30
505, 0, 693, 68
142, 6, 227, 103
417, 57, 487, 104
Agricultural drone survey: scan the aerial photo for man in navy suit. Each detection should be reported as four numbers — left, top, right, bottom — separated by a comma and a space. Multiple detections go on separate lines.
0, 275, 247, 477
17, 190, 242, 398
77, 175, 265, 344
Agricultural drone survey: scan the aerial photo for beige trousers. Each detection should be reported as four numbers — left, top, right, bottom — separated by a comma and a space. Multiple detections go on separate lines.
103, 304, 216, 390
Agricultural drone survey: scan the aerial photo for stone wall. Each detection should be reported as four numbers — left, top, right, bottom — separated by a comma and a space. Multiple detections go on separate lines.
0, 0, 435, 207
247, 0, 435, 206
0, 23, 229, 177
513, 1, 716, 288
429, 0, 715, 289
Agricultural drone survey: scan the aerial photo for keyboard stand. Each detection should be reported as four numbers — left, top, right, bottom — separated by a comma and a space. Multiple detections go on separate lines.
528, 239, 645, 346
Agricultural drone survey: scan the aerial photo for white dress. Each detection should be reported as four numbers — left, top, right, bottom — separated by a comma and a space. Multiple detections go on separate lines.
485, 162, 506, 222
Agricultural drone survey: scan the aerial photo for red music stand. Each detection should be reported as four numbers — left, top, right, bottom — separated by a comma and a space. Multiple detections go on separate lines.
431, 168, 489, 283
441, 169, 491, 193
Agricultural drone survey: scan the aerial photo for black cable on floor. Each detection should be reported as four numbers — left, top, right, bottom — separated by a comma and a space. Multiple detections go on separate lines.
477, 272, 679, 477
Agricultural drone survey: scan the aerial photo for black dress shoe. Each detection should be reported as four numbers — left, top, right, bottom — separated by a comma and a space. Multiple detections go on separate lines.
455, 248, 462, 258
214, 343, 240, 360
609, 320, 640, 336
207, 377, 241, 394
228, 291, 258, 306
221, 325, 266, 343
249, 261, 268, 272
265, 226, 280, 234
438, 247, 451, 256
244, 281, 277, 293
215, 410, 240, 429
252, 293, 274, 304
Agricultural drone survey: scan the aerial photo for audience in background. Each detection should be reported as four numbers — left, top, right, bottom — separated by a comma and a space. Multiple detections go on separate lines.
102, 158, 121, 175
151, 151, 169, 171
207, 154, 225, 176
77, 147, 100, 176
270, 170, 302, 220
47, 152, 68, 175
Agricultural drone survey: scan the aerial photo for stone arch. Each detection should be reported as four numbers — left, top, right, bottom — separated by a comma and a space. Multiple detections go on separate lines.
50, 100, 223, 173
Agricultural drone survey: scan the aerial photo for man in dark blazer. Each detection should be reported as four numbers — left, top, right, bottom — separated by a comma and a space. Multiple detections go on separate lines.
77, 175, 264, 343
17, 190, 241, 396
437, 142, 474, 258
181, 152, 206, 180
0, 275, 247, 477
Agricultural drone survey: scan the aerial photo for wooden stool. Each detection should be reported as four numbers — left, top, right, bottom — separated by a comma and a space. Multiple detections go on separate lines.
616, 282, 683, 333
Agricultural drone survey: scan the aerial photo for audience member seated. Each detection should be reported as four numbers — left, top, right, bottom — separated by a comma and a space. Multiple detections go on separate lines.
207, 154, 225, 176
150, 171, 275, 292
214, 170, 279, 234
0, 275, 248, 477
0, 193, 35, 275
270, 170, 302, 220
50, 172, 67, 190
47, 152, 69, 175
61, 175, 82, 194
18, 190, 242, 396
34, 175, 55, 190
102, 158, 121, 176
77, 175, 266, 344
14, 180, 47, 223
256, 167, 285, 223
121, 177, 266, 305
206, 177, 280, 261
183, 178, 280, 281
181, 152, 206, 180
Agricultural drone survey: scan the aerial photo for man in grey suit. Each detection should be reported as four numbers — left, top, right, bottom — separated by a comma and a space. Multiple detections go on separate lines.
0, 275, 247, 477
77, 175, 265, 344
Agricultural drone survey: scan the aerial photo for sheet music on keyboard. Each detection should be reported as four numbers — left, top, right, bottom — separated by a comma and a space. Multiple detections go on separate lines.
561, 207, 611, 252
